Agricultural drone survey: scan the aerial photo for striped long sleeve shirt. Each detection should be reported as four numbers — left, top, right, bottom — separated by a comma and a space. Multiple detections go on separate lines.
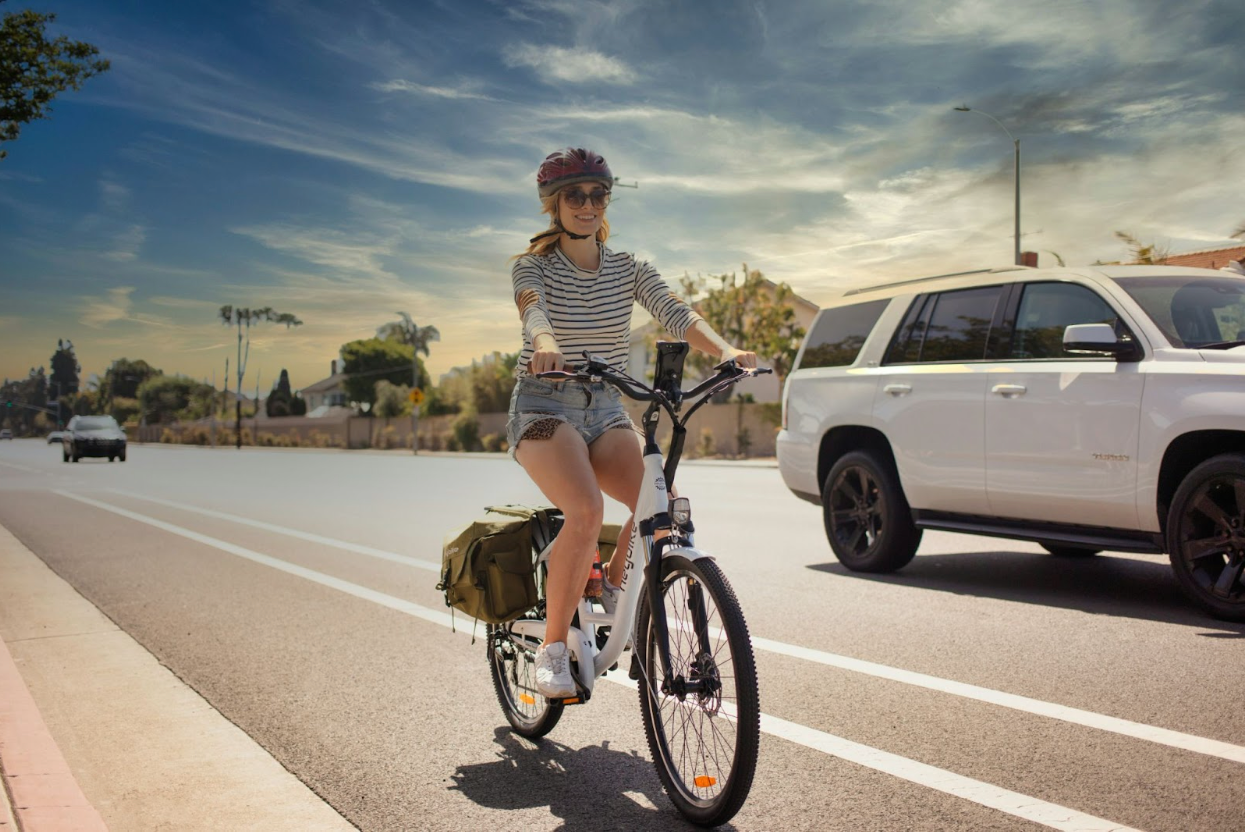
512, 244, 702, 378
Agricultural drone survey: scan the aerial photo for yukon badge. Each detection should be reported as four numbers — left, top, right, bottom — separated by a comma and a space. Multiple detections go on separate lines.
1092, 453, 1130, 462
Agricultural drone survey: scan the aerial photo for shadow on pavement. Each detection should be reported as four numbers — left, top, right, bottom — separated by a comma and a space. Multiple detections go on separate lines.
449, 726, 736, 831
808, 549, 1245, 636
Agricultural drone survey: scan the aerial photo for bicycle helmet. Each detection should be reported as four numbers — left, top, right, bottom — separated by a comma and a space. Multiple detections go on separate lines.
536, 147, 613, 198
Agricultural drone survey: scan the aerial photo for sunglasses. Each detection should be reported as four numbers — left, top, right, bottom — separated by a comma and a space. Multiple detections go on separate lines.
560, 187, 612, 210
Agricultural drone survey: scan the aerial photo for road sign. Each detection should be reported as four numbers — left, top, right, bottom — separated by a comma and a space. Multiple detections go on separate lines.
409, 388, 425, 405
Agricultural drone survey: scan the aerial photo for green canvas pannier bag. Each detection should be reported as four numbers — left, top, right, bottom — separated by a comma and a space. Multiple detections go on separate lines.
438, 506, 543, 625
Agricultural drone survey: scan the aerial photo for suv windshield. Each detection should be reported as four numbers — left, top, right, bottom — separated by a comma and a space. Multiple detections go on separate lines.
1114, 275, 1245, 348
76, 416, 119, 430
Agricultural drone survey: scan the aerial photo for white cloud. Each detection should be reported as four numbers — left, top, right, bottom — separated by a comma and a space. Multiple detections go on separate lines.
370, 79, 495, 100
503, 43, 637, 85
104, 224, 146, 262
80, 286, 136, 327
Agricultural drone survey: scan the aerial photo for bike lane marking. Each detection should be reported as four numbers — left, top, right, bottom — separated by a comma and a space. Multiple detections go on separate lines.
60, 490, 1142, 832
110, 488, 1245, 768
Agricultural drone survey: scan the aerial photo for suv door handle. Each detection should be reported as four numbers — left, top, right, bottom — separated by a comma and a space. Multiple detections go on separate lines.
883, 383, 912, 396
991, 383, 1027, 398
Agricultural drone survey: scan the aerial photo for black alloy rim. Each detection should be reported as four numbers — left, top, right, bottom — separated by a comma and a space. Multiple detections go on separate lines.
1176, 474, 1245, 604
829, 466, 884, 558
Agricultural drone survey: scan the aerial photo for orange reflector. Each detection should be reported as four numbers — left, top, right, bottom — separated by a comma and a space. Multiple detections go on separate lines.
693, 776, 717, 788
519, 693, 535, 705
562, 697, 580, 704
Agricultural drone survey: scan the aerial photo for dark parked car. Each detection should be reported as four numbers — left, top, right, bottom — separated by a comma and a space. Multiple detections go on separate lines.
63, 415, 127, 462
0, 429, 12, 440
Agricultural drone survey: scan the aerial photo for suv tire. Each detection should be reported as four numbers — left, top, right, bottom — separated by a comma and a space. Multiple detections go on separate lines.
1040, 544, 1101, 557
822, 450, 921, 572
1166, 453, 1245, 622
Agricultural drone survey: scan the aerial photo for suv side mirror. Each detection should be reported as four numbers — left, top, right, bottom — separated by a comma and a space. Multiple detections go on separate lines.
1063, 323, 1139, 360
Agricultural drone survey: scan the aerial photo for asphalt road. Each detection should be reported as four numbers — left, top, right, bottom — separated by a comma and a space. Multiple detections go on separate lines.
1, 438, 1243, 831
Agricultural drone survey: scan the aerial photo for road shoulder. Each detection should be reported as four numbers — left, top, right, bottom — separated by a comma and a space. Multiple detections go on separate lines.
0, 522, 356, 831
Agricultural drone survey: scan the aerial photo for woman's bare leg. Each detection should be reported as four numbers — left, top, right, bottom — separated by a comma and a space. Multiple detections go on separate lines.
588, 428, 645, 586
515, 422, 602, 645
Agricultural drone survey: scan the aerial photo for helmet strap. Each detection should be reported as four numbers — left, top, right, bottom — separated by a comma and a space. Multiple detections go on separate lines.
529, 217, 593, 244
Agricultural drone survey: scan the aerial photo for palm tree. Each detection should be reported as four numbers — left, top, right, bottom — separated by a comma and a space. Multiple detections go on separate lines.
1114, 231, 1169, 265
376, 312, 438, 455
219, 305, 303, 448
377, 311, 440, 359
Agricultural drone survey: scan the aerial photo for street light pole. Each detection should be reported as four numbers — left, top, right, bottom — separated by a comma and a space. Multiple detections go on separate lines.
955, 105, 1021, 266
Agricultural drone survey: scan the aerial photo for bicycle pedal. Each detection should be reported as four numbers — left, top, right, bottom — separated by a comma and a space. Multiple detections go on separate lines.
628, 652, 641, 680
549, 692, 590, 706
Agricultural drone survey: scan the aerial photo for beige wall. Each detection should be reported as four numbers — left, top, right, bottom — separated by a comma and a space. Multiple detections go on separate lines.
135, 403, 781, 457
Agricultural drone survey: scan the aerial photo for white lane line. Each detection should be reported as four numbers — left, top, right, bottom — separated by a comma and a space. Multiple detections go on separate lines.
605, 676, 1139, 832
105, 488, 1245, 768
54, 489, 1140, 832
108, 489, 439, 572
0, 461, 43, 474
749, 636, 1245, 766
56, 491, 452, 630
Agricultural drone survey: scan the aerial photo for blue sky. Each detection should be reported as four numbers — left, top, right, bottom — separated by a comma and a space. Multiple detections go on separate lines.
3, 0, 1243, 391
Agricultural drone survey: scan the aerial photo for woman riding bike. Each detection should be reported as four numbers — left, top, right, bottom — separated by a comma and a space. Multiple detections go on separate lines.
509, 147, 756, 698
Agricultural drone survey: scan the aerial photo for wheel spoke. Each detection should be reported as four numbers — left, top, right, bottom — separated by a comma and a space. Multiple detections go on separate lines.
1212, 556, 1245, 598
1183, 535, 1229, 562
1193, 491, 1233, 530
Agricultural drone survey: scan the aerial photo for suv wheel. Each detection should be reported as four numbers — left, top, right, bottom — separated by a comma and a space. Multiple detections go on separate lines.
822, 450, 921, 572
1167, 453, 1245, 622
1040, 544, 1101, 557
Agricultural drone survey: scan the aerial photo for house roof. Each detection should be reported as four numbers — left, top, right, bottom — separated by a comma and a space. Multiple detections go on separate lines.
299, 373, 347, 395
1161, 244, 1245, 270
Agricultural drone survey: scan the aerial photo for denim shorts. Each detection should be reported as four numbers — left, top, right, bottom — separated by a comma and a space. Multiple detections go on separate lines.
506, 376, 635, 459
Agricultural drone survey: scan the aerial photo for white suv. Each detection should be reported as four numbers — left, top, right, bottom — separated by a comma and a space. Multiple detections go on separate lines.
777, 265, 1245, 621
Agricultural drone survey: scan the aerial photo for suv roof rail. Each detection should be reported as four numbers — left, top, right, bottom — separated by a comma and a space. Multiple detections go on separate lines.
842, 266, 1031, 296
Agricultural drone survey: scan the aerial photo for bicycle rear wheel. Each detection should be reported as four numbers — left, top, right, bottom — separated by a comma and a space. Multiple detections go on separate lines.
636, 554, 760, 827
487, 616, 564, 738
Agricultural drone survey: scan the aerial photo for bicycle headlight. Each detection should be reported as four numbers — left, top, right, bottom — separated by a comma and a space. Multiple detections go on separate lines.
669, 497, 691, 527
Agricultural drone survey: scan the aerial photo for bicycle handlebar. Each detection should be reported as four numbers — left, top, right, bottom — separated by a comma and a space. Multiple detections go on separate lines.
536, 354, 771, 408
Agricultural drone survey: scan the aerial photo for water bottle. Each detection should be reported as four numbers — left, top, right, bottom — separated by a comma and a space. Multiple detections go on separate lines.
584, 547, 603, 597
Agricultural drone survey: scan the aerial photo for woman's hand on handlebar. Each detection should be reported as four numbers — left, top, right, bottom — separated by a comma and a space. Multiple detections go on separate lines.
720, 346, 757, 369
528, 344, 568, 375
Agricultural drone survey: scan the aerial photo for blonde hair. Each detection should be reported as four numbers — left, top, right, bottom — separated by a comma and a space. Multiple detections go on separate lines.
513, 189, 610, 260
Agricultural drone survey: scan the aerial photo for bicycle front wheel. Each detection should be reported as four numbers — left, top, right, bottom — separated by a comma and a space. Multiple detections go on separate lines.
487, 620, 564, 738
636, 554, 760, 827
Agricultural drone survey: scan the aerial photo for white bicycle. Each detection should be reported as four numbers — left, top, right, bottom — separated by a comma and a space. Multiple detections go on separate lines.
486, 343, 768, 827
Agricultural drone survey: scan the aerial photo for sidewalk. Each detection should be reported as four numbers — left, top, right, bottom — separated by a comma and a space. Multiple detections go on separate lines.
0, 523, 355, 831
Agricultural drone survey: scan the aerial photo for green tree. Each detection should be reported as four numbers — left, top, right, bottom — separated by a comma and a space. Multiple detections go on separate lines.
100, 358, 160, 402
219, 305, 302, 446
137, 375, 215, 424
0, 2, 110, 160
679, 265, 806, 387
265, 368, 307, 417
340, 337, 428, 412
373, 379, 412, 419
469, 351, 519, 413
0, 366, 50, 435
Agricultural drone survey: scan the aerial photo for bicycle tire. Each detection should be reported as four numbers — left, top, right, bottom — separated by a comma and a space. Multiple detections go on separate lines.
636, 554, 760, 827
487, 614, 564, 738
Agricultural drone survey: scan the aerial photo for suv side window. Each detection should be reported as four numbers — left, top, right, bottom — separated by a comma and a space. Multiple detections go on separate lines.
1008, 282, 1122, 359
797, 299, 889, 369
885, 285, 1005, 364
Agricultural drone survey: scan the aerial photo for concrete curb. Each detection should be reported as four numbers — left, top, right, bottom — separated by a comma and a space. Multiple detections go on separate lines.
0, 617, 108, 831
0, 523, 356, 832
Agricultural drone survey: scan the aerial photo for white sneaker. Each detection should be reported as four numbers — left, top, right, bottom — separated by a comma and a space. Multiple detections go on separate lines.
535, 641, 575, 698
